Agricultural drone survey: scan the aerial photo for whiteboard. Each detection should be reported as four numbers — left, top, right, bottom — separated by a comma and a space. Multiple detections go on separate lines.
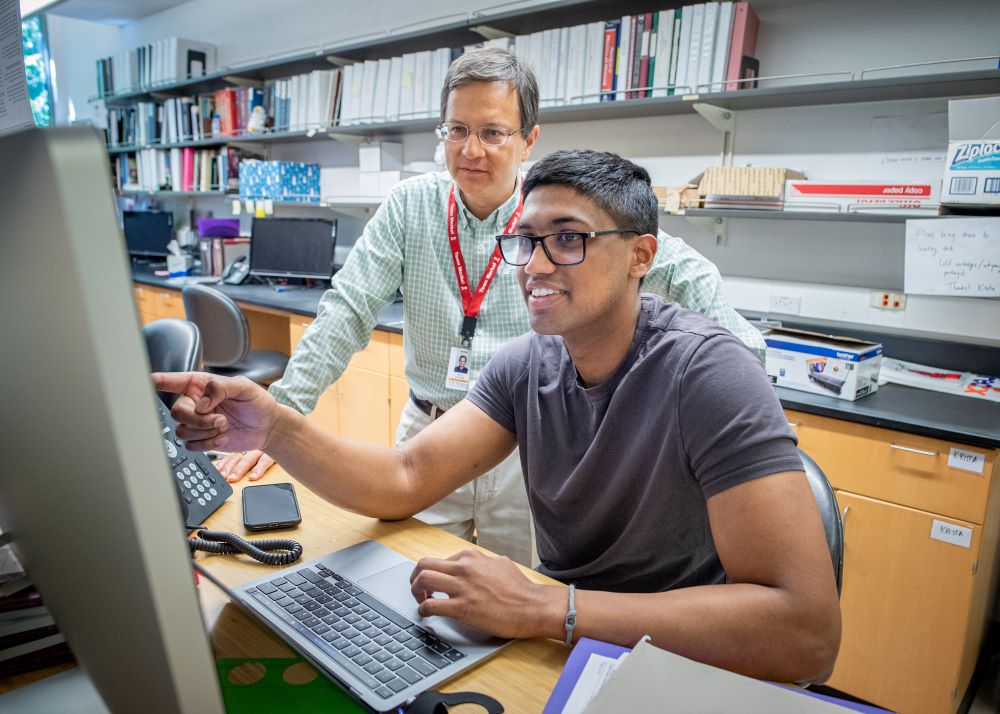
904, 218, 1000, 298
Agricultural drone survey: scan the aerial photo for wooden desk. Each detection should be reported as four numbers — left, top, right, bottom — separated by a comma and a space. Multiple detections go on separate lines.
196, 471, 569, 712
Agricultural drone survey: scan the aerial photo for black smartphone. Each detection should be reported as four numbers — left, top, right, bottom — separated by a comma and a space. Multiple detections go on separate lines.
242, 483, 302, 531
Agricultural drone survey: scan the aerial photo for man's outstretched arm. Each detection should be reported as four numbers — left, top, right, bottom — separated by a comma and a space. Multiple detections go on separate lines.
410, 470, 840, 684
153, 372, 517, 520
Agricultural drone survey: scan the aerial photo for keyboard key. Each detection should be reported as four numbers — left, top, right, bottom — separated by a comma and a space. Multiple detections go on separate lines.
361, 610, 380, 622
386, 642, 404, 654
285, 573, 307, 586
302, 617, 321, 628
342, 628, 361, 640
384, 624, 401, 636
321, 631, 338, 642
443, 649, 465, 661
396, 666, 422, 685
333, 606, 350, 617
357, 593, 416, 629
316, 594, 334, 604
372, 617, 391, 629
312, 624, 330, 635
343, 645, 362, 658
364, 661, 383, 675
343, 598, 360, 608
409, 657, 436, 677
350, 634, 370, 646
332, 621, 350, 632
314, 607, 331, 619
376, 669, 396, 684
374, 686, 394, 699
333, 639, 352, 651
294, 594, 310, 605
393, 632, 413, 643
415, 646, 450, 669
301, 569, 324, 584
429, 641, 450, 654
343, 585, 362, 596
373, 634, 393, 647
276, 597, 293, 607
333, 592, 350, 603
303, 602, 321, 611
277, 581, 296, 592
362, 642, 380, 655
355, 605, 371, 616
385, 658, 405, 671
356, 621, 375, 634
374, 651, 392, 663
397, 650, 416, 662
352, 653, 373, 666
405, 625, 426, 638
344, 614, 362, 624
386, 677, 408, 693
404, 639, 423, 651
321, 615, 338, 625
293, 611, 311, 622
266, 591, 284, 601
257, 582, 278, 595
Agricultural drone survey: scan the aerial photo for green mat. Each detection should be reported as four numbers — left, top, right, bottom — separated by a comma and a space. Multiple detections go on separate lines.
217, 657, 368, 713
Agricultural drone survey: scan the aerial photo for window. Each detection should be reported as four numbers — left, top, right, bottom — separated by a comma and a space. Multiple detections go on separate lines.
21, 14, 52, 127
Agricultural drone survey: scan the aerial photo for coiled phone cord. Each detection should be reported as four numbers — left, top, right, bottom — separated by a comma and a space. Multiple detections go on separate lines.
188, 529, 303, 566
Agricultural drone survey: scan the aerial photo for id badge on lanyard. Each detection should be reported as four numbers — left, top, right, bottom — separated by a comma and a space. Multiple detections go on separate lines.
444, 185, 522, 392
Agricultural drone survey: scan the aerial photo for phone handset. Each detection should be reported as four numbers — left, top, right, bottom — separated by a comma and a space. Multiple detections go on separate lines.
221, 255, 250, 285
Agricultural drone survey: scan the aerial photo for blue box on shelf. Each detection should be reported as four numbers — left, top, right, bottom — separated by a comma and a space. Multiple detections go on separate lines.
238, 160, 320, 203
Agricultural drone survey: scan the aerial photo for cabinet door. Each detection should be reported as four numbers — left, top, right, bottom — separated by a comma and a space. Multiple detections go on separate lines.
336, 366, 390, 446
389, 376, 409, 443
156, 290, 185, 320
308, 383, 339, 435
827, 491, 979, 714
289, 318, 313, 353
133, 286, 157, 324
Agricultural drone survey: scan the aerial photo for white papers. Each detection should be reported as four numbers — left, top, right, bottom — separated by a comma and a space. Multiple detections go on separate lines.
0, 0, 35, 135
878, 357, 1000, 402
904, 217, 1000, 297
562, 652, 627, 714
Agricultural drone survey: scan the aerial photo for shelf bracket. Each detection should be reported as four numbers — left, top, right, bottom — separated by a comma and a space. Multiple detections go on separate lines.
470, 24, 514, 41
683, 214, 729, 247
692, 102, 735, 167
325, 54, 353, 67
222, 76, 265, 89
326, 132, 369, 147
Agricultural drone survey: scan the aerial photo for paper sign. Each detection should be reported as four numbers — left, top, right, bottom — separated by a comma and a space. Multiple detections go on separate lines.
0, 0, 36, 136
930, 519, 973, 549
904, 218, 1000, 297
948, 447, 986, 474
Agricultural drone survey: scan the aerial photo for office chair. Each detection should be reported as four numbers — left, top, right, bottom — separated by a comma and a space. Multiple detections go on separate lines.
143, 318, 203, 406
181, 284, 289, 386
799, 449, 844, 595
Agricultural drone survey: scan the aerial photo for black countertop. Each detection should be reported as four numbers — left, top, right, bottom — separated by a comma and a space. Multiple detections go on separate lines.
134, 270, 999, 449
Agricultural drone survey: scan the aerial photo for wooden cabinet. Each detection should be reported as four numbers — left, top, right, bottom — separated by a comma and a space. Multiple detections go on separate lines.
788, 409, 1000, 714
287, 319, 408, 446
132, 285, 185, 324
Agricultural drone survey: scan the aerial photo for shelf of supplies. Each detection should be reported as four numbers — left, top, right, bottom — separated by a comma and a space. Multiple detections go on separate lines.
681, 208, 944, 223
118, 189, 234, 198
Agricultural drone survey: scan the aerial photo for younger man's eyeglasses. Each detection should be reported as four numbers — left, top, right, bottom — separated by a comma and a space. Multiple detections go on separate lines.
496, 230, 640, 266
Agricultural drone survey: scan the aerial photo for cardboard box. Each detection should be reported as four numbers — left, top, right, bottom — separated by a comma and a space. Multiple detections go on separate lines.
764, 327, 882, 401
699, 167, 805, 210
359, 142, 403, 173
942, 96, 1000, 207
784, 179, 940, 214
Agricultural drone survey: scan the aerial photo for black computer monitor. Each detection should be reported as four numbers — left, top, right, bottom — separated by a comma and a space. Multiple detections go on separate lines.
0, 127, 224, 713
123, 210, 173, 257
249, 217, 337, 280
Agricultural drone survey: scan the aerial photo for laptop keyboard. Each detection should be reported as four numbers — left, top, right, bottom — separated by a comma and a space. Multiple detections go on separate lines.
247, 564, 466, 699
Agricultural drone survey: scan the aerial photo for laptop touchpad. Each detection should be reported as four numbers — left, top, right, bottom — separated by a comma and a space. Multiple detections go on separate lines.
358, 563, 499, 647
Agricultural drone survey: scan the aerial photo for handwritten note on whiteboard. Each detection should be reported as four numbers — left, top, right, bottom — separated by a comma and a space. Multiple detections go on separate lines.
904, 218, 1000, 297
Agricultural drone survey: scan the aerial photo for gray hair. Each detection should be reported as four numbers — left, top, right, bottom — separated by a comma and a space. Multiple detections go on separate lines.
440, 47, 539, 139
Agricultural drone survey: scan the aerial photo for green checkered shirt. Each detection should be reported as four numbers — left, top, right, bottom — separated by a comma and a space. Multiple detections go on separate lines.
269, 171, 764, 413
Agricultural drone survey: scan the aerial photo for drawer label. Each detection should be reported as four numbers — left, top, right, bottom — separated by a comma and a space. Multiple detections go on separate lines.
948, 447, 986, 474
930, 519, 973, 549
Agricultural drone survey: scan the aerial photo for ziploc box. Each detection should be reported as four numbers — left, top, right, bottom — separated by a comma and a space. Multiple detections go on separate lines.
942, 96, 1000, 206
764, 327, 882, 401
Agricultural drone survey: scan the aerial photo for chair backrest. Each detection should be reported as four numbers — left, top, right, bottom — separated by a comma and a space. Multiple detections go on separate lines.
181, 284, 250, 368
142, 318, 202, 406
799, 449, 844, 595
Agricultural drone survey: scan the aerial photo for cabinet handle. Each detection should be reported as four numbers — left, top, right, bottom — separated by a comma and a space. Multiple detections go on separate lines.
787, 421, 801, 427
889, 443, 939, 457
841, 504, 850, 525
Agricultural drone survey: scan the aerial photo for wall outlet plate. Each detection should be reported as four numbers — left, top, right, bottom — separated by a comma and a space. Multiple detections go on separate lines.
769, 294, 802, 315
870, 291, 907, 310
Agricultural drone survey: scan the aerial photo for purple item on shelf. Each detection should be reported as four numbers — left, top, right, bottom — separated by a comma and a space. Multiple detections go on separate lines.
197, 217, 240, 238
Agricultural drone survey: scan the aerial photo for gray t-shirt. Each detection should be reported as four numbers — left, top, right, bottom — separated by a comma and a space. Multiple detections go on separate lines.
467, 295, 801, 593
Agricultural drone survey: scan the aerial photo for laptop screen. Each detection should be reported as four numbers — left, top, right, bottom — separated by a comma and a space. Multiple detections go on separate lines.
123, 210, 173, 257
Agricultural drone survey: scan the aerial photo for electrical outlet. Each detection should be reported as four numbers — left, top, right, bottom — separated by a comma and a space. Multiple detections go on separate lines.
869, 290, 907, 310
768, 294, 802, 315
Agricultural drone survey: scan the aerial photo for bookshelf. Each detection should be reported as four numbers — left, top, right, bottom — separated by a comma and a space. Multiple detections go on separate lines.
683, 208, 946, 224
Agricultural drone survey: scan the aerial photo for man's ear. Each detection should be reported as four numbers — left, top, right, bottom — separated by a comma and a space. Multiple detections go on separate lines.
629, 233, 658, 279
521, 125, 540, 161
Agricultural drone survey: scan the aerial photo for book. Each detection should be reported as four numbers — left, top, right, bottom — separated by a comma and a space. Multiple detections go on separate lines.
711, 2, 735, 92
638, 11, 653, 98
651, 9, 676, 98
627, 14, 642, 100
615, 15, 633, 101
697, 2, 720, 92
674, 5, 694, 94
645, 12, 659, 98
667, 11, 682, 94
686, 4, 706, 94
583, 22, 605, 104
599, 21, 620, 102
725, 1, 760, 91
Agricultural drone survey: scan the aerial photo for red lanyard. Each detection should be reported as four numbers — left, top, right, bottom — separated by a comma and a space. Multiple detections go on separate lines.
447, 184, 522, 346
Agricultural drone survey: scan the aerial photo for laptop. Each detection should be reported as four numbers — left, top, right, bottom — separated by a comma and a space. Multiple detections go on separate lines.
195, 539, 511, 711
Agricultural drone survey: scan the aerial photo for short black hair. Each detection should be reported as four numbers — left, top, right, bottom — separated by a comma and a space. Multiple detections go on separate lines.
522, 150, 659, 236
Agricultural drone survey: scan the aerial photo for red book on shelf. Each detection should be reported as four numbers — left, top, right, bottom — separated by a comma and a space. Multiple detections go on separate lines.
181, 147, 195, 192
600, 21, 620, 101
725, 2, 760, 91
638, 11, 653, 98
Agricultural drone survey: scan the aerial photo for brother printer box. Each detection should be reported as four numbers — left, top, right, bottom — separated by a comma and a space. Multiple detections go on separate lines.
764, 327, 882, 401
942, 96, 1000, 207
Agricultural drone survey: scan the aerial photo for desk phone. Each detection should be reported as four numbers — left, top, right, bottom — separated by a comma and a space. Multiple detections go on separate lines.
156, 400, 233, 528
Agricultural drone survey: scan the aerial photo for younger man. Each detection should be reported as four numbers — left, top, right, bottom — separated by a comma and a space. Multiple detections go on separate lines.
157, 150, 840, 683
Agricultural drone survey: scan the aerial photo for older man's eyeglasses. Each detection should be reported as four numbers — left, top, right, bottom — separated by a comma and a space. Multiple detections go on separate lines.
496, 230, 640, 266
435, 122, 521, 147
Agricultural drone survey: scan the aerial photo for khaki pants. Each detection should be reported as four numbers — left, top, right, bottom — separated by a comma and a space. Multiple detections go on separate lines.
395, 399, 536, 567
